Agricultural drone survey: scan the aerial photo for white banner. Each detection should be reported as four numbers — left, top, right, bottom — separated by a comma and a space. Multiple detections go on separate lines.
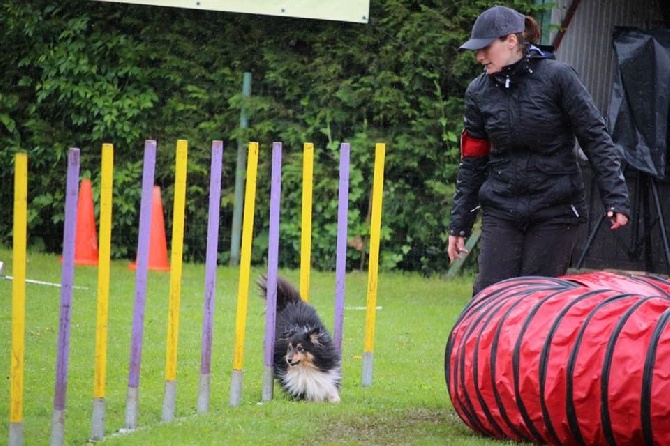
95, 0, 370, 23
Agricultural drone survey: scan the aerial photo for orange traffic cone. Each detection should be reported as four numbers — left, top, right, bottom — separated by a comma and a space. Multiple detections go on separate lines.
129, 186, 170, 271
74, 179, 99, 265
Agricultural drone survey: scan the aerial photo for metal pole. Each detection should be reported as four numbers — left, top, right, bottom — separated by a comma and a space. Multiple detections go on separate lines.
91, 143, 114, 441
230, 72, 252, 265
51, 148, 80, 446
262, 142, 282, 401
362, 143, 386, 388
197, 141, 224, 413
10, 153, 28, 446
162, 140, 188, 422
124, 141, 157, 431
333, 143, 350, 354
230, 142, 259, 406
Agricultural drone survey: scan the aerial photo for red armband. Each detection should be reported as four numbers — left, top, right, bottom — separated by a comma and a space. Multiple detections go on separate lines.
461, 130, 491, 158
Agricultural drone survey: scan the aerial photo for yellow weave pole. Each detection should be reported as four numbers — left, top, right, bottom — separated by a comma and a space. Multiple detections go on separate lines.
300, 142, 314, 301
163, 140, 188, 421
230, 142, 259, 406
91, 144, 114, 441
10, 153, 28, 446
361, 143, 386, 387
9, 153, 28, 446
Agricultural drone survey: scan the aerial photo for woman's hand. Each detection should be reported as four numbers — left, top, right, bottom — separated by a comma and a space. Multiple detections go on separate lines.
607, 210, 628, 230
448, 235, 469, 262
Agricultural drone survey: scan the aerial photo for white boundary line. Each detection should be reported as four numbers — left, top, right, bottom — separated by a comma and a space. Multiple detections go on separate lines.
344, 306, 382, 311
1, 274, 89, 290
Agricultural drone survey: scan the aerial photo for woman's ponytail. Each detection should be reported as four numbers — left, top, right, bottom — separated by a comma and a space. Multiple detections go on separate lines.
523, 16, 541, 45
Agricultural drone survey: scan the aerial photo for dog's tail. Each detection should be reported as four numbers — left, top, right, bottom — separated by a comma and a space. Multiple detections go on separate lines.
257, 275, 303, 310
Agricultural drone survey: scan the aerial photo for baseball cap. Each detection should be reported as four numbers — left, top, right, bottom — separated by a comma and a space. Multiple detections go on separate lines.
459, 5, 525, 51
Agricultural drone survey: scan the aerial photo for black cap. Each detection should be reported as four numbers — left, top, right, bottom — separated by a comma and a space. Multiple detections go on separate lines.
459, 5, 525, 51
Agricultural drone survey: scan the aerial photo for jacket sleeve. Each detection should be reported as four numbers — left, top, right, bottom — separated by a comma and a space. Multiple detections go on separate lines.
449, 86, 490, 237
557, 65, 630, 216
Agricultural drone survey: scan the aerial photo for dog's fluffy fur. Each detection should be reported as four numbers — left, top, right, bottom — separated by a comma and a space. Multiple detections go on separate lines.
258, 275, 341, 403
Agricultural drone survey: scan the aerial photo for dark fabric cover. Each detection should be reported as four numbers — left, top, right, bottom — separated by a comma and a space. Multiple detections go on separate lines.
609, 27, 670, 180
449, 48, 629, 237
445, 272, 670, 445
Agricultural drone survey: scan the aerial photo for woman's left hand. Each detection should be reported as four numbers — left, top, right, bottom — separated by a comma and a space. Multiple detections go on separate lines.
607, 211, 628, 230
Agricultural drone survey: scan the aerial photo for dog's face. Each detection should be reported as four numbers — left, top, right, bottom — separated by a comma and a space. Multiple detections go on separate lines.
284, 328, 321, 368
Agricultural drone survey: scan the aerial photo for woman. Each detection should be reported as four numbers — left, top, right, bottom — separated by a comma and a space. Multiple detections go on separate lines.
447, 5, 630, 296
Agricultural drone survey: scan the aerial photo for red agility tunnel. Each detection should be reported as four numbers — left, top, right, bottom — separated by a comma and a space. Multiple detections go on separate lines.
445, 272, 670, 445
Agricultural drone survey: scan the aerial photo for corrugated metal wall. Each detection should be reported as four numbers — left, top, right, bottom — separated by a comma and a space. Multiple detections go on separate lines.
539, 0, 662, 116
536, 0, 670, 274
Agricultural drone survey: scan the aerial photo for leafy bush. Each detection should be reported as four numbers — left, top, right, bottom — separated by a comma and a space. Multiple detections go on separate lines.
0, 0, 541, 273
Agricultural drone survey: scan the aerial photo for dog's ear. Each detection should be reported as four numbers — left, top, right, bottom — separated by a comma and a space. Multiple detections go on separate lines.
308, 327, 322, 345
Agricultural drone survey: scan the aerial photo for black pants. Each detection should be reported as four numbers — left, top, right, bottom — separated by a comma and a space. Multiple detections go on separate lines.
472, 213, 581, 296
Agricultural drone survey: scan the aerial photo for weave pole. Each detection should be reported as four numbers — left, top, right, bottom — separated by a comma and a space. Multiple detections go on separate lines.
91, 144, 114, 441
361, 143, 386, 387
197, 140, 224, 413
230, 142, 259, 406
51, 148, 81, 446
333, 143, 350, 353
125, 140, 157, 430
162, 140, 188, 422
10, 153, 28, 446
262, 142, 283, 401
300, 142, 314, 301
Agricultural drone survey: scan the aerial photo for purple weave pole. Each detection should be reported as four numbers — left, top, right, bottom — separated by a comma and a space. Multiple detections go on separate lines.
51, 148, 80, 445
262, 142, 282, 401
125, 141, 157, 430
333, 143, 350, 353
197, 141, 224, 413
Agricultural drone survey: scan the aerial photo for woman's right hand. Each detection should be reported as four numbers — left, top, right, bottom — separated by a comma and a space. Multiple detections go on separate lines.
448, 235, 469, 262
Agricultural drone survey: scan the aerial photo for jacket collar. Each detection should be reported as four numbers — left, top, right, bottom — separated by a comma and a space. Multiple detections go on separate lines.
489, 44, 554, 89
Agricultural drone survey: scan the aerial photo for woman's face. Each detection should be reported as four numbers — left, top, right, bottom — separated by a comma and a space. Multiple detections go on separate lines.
475, 34, 521, 74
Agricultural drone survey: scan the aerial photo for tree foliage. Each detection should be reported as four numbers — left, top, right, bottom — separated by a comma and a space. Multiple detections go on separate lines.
0, 0, 540, 273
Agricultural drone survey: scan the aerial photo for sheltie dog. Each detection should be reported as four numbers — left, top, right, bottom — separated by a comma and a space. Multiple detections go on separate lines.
258, 275, 341, 403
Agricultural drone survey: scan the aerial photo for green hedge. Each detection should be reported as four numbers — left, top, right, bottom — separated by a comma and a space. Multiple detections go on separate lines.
0, 0, 540, 273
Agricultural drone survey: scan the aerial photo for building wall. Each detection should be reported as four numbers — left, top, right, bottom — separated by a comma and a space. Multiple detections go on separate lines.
537, 0, 670, 274
539, 0, 663, 116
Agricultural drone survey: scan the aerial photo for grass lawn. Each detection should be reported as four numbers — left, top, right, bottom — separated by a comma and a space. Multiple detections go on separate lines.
0, 247, 520, 445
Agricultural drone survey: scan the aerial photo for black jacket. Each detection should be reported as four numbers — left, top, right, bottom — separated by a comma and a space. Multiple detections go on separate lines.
449, 47, 630, 237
